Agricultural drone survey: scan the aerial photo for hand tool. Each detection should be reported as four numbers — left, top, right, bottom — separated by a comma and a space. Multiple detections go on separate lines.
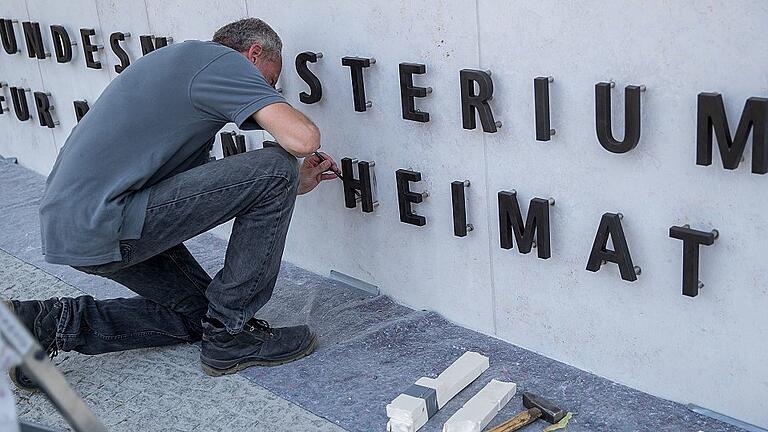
488, 392, 565, 432
313, 151, 361, 197
313, 151, 344, 180
265, 140, 359, 195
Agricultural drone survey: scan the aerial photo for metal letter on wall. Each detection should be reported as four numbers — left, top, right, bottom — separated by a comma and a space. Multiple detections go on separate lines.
0, 95, 6, 115
140, 35, 169, 55
22, 21, 46, 60
696, 92, 768, 174
221, 131, 247, 157
0, 19, 19, 55
110, 32, 131, 73
341, 56, 374, 112
340, 157, 375, 212
534, 76, 554, 141
595, 82, 643, 153
497, 190, 551, 259
586, 213, 638, 281
295, 51, 322, 104
33, 92, 55, 128
451, 180, 471, 237
9, 87, 30, 121
460, 69, 498, 133
50, 25, 72, 63
73, 100, 90, 122
399, 63, 430, 122
669, 225, 718, 297
79, 28, 101, 69
396, 169, 426, 226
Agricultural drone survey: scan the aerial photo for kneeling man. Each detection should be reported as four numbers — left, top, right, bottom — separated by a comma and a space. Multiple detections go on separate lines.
4, 18, 337, 388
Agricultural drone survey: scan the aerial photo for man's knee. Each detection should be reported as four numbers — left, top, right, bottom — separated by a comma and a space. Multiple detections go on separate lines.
259, 146, 299, 191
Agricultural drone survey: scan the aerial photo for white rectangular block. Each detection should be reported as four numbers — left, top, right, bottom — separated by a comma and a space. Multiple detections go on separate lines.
386, 351, 490, 432
386, 394, 428, 432
442, 379, 517, 432
417, 351, 490, 408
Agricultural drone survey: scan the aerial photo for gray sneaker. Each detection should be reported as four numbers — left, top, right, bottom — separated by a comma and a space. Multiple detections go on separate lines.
200, 318, 316, 377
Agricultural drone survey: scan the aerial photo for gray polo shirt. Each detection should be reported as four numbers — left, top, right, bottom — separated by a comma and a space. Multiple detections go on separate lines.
40, 40, 285, 266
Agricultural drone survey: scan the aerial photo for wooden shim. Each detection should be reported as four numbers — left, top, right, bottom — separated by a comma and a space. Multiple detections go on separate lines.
442, 379, 517, 432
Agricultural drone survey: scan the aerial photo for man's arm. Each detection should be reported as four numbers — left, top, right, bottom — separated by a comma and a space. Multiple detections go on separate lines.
253, 103, 320, 157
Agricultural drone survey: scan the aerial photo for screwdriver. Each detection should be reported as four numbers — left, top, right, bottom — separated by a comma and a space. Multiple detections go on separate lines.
313, 151, 361, 197
313, 151, 344, 180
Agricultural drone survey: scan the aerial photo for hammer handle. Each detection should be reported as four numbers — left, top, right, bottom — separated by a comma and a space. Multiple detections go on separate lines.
488, 407, 542, 432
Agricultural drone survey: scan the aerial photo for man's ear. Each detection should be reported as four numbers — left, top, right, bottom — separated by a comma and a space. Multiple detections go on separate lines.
246, 43, 264, 62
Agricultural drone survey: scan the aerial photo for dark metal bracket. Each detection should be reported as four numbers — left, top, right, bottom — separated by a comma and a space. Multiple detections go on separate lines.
341, 157, 376, 212
586, 212, 640, 281
73, 100, 89, 122
595, 81, 644, 153
296, 51, 323, 104
110, 32, 131, 73
0, 82, 9, 115
140, 35, 170, 55
33, 92, 56, 128
0, 19, 20, 55
396, 169, 427, 226
498, 190, 554, 259
451, 180, 472, 237
534, 76, 556, 141
696, 92, 768, 174
399, 63, 431, 122
9, 86, 30, 121
341, 56, 375, 112
460, 69, 500, 133
669, 225, 719, 297
221, 131, 247, 157
79, 28, 102, 69
22, 21, 47, 60
50, 25, 73, 63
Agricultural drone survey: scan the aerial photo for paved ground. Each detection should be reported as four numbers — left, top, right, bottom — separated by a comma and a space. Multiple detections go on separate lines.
1, 249, 345, 432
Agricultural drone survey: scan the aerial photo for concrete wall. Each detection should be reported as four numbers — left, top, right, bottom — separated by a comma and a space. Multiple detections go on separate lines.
0, 1, 765, 427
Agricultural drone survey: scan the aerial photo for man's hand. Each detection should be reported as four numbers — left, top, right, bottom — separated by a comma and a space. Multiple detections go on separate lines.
297, 152, 339, 195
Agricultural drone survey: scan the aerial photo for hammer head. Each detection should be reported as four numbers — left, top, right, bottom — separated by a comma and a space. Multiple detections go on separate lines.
522, 392, 566, 424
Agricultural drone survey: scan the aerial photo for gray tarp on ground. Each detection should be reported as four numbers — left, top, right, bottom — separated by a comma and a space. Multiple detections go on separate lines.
0, 158, 745, 432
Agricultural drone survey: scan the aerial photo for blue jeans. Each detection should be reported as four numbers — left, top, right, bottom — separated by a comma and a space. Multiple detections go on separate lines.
60, 146, 299, 355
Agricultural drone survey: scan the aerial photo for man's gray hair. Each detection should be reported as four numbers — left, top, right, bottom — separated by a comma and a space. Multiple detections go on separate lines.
213, 18, 282, 59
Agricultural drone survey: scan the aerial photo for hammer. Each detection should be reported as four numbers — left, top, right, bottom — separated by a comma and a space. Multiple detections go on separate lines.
488, 392, 566, 432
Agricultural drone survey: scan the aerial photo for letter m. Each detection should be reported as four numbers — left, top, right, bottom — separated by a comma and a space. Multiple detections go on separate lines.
697, 92, 768, 174
498, 191, 551, 259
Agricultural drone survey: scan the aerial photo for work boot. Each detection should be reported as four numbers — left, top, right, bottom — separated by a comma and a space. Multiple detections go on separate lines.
3, 298, 63, 391
200, 317, 317, 377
